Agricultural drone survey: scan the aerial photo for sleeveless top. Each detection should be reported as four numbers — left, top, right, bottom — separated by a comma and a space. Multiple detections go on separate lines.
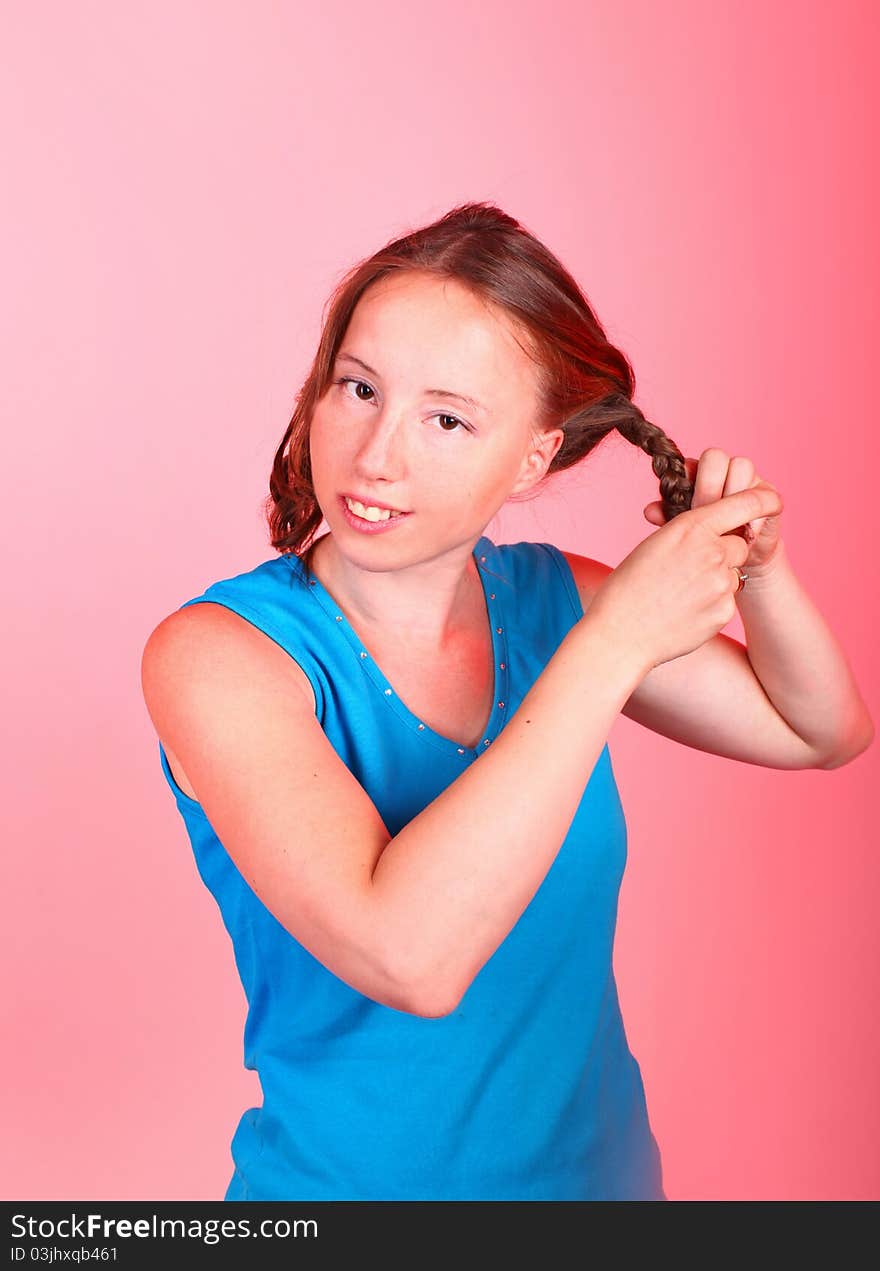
156, 533, 665, 1201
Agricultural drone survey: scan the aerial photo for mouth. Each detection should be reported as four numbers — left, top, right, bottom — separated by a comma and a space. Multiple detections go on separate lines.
341, 494, 409, 521
338, 494, 412, 532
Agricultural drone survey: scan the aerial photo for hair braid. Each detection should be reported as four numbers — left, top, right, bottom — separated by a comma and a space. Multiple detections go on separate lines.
567, 391, 694, 522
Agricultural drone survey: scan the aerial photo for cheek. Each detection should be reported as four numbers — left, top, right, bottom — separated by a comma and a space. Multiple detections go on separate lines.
308, 413, 340, 470
481, 438, 526, 495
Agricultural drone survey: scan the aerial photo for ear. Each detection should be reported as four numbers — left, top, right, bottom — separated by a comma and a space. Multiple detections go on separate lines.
509, 426, 565, 497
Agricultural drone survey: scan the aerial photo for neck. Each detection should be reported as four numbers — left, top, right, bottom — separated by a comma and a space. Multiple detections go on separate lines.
311, 532, 486, 649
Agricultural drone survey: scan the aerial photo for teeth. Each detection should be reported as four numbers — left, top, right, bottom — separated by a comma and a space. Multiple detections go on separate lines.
345, 497, 402, 522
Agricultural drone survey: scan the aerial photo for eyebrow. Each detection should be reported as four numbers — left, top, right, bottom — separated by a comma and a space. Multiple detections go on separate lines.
335, 352, 488, 416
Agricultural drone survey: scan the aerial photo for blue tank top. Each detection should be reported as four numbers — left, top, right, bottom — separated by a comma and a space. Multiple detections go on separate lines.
156, 533, 665, 1200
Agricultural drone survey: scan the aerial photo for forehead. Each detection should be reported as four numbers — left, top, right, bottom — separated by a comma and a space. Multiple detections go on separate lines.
343, 272, 538, 395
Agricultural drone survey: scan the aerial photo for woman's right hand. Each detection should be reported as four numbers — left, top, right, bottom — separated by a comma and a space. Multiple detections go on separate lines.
587, 485, 785, 673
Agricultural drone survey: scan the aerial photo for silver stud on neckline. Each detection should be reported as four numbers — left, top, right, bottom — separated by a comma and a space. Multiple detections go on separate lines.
496, 626, 503, 634
490, 593, 495, 600
418, 723, 425, 730
335, 614, 343, 621
457, 747, 465, 754
360, 651, 367, 658
498, 701, 505, 709
480, 555, 486, 562
500, 662, 506, 670
483, 738, 491, 746
384, 688, 393, 696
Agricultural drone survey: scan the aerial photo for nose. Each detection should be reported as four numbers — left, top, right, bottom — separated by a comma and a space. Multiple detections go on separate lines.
352, 406, 408, 483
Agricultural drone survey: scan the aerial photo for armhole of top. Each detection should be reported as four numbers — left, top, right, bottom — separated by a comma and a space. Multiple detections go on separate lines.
535, 543, 613, 770
537, 542, 585, 625
178, 595, 324, 718
158, 739, 207, 814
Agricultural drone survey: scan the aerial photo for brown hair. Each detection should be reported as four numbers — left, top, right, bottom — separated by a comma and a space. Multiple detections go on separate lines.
263, 201, 695, 579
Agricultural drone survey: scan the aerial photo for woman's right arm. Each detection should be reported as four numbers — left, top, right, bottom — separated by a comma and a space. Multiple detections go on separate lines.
371, 615, 645, 1014
142, 488, 779, 1018
141, 600, 641, 1019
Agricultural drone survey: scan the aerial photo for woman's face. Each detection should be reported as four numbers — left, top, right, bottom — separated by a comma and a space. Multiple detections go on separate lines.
308, 270, 563, 570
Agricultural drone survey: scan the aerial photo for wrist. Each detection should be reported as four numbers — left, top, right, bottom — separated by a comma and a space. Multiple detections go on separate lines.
573, 602, 653, 689
738, 538, 789, 596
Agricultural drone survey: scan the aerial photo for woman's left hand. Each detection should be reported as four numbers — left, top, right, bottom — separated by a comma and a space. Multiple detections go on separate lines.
642, 447, 784, 576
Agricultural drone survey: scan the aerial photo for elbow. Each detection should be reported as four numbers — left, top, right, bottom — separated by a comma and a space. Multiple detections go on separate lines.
411, 996, 459, 1020
375, 910, 463, 1019
817, 716, 875, 770
402, 961, 465, 1019
369, 969, 455, 1018
407, 977, 464, 1020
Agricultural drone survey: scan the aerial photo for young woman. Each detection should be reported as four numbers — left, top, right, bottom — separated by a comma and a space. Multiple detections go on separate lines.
141, 202, 873, 1202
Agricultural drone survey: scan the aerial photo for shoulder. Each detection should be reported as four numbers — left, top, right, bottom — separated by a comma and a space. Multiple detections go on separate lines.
142, 601, 317, 714
556, 548, 614, 615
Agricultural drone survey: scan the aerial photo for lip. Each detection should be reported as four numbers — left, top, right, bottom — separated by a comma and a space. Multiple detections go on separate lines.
338, 493, 412, 534
341, 491, 408, 513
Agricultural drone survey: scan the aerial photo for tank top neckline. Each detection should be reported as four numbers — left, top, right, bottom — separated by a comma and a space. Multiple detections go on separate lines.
284, 535, 510, 760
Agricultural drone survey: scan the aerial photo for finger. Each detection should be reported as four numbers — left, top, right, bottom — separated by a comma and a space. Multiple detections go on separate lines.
721, 456, 757, 541
693, 448, 732, 509
690, 486, 783, 537
723, 532, 752, 575
722, 456, 755, 499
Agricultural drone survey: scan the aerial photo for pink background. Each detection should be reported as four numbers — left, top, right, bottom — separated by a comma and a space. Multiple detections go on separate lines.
3, 0, 877, 1201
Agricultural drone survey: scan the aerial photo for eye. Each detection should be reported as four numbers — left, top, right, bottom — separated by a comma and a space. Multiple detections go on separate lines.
337, 376, 375, 403
335, 378, 470, 434
433, 413, 468, 434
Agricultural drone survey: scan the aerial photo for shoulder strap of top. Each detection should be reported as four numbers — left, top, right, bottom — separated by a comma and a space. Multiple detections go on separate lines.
491, 538, 584, 637
534, 541, 585, 626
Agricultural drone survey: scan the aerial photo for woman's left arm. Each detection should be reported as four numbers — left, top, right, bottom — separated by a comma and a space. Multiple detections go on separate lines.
732, 536, 874, 768
565, 449, 873, 771
644, 448, 874, 769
